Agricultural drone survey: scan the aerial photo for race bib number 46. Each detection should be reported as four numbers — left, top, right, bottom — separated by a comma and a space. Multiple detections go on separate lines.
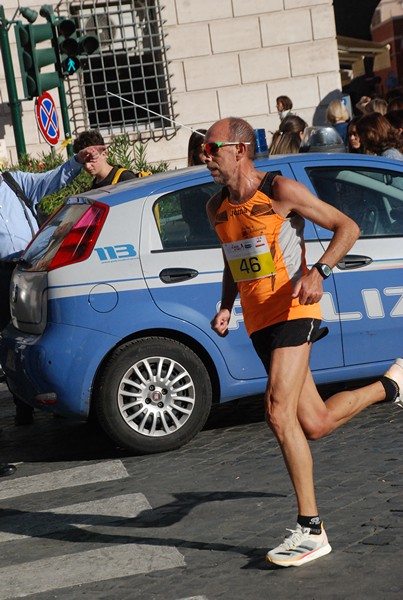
223, 236, 276, 282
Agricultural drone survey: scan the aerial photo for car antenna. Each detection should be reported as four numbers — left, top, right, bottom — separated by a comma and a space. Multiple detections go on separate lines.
106, 90, 205, 135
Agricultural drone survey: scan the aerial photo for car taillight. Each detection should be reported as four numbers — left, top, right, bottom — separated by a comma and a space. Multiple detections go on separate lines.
48, 202, 109, 271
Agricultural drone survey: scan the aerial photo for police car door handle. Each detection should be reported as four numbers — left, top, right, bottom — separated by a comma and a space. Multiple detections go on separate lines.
159, 268, 199, 284
337, 254, 373, 270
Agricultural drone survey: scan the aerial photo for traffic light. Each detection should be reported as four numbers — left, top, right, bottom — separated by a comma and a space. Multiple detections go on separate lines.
15, 5, 99, 99
58, 22, 99, 77
39, 4, 99, 78
15, 20, 59, 98
58, 18, 81, 76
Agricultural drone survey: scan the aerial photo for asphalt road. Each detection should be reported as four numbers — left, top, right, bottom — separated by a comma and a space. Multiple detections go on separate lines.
0, 381, 402, 600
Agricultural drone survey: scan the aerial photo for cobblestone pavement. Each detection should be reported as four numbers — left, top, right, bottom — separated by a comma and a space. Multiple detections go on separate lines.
0, 381, 402, 600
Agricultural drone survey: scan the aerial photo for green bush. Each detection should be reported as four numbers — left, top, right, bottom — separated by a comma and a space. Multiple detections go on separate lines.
40, 170, 93, 215
7, 135, 169, 216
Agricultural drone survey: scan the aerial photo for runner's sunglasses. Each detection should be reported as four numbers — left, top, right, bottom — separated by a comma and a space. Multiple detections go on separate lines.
201, 141, 251, 156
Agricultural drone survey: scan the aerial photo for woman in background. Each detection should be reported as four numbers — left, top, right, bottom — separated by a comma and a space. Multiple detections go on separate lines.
356, 97, 388, 115
365, 98, 388, 115
387, 97, 403, 112
187, 129, 207, 166
269, 115, 307, 156
326, 99, 350, 145
385, 110, 403, 137
356, 112, 403, 160
276, 95, 294, 121
347, 116, 362, 153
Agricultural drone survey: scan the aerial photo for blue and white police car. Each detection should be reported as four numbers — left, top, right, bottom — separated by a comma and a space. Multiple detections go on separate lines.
1, 152, 402, 454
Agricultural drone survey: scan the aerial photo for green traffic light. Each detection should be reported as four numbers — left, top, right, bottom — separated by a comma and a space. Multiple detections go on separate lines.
63, 56, 80, 74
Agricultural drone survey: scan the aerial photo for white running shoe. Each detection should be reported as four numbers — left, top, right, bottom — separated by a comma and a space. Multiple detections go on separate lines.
266, 523, 332, 567
384, 358, 403, 408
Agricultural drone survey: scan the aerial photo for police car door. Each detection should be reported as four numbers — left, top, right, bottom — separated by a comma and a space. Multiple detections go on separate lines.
294, 157, 403, 373
140, 165, 314, 382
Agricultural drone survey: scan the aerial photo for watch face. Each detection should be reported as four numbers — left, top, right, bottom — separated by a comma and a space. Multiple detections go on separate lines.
314, 263, 331, 278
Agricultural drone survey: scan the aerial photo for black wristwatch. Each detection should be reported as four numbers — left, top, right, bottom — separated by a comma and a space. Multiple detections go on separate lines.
313, 263, 332, 279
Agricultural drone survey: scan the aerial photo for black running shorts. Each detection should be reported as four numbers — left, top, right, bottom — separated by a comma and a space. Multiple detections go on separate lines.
250, 318, 328, 374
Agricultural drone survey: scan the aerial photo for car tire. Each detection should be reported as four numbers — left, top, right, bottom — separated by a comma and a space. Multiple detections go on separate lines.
95, 337, 212, 454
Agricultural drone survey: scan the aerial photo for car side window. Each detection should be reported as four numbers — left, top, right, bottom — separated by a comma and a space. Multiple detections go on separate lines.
306, 166, 403, 238
154, 182, 221, 250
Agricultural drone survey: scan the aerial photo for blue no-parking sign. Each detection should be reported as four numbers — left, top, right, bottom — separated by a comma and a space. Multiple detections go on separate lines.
35, 92, 60, 147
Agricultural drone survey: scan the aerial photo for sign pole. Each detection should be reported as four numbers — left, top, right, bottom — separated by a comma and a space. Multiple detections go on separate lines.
57, 81, 73, 158
0, 5, 26, 158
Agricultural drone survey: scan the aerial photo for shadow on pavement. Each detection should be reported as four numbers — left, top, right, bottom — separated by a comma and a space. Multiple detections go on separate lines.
0, 379, 374, 465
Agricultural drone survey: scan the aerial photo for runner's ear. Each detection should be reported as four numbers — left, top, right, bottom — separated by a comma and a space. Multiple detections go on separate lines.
236, 142, 248, 159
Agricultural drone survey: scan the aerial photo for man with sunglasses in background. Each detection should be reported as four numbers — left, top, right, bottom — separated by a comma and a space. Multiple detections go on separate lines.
204, 116, 403, 567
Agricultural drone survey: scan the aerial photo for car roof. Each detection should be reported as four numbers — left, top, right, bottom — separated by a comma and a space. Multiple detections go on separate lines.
76, 164, 210, 203
72, 152, 403, 206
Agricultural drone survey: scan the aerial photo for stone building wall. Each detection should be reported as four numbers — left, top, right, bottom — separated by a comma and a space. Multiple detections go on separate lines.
0, 0, 341, 168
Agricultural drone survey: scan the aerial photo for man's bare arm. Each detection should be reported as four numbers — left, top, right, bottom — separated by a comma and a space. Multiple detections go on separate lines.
271, 176, 360, 305
206, 192, 239, 336
210, 253, 238, 336
272, 176, 360, 264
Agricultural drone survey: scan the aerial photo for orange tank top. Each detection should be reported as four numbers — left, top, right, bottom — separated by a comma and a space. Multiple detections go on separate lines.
214, 172, 322, 336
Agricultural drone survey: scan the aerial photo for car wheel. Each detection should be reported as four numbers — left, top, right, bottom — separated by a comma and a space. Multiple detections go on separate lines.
95, 337, 212, 454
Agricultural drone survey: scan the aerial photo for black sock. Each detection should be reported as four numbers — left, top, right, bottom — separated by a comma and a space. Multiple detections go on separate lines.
297, 515, 322, 535
380, 376, 399, 402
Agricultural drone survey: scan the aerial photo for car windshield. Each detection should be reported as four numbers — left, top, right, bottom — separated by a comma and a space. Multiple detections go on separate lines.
21, 202, 90, 271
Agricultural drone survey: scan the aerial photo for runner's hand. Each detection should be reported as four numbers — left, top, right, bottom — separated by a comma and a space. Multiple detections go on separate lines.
292, 269, 324, 305
211, 308, 231, 337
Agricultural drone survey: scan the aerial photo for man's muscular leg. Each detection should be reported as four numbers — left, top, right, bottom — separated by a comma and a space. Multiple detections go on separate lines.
266, 341, 393, 515
297, 366, 387, 441
266, 344, 317, 516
